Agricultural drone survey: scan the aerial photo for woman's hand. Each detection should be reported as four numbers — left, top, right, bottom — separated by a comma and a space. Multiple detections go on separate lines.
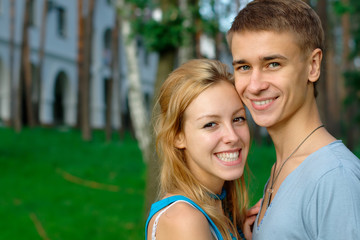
243, 199, 262, 240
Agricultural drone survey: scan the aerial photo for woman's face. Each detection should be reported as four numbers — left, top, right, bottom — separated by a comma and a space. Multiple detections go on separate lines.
176, 81, 250, 193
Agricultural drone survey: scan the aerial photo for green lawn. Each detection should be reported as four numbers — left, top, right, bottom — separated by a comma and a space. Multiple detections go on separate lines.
1, 127, 358, 239
0, 127, 146, 240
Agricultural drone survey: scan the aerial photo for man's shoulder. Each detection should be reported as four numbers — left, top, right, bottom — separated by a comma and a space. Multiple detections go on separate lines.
311, 140, 360, 168
301, 140, 360, 183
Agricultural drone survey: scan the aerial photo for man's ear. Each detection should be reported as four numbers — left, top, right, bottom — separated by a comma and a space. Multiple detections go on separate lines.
308, 48, 322, 83
174, 132, 186, 149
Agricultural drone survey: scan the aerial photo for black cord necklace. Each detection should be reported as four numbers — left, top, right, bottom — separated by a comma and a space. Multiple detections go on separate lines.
265, 124, 325, 207
209, 188, 227, 200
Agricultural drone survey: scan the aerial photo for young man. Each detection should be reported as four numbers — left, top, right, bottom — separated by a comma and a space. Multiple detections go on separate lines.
227, 0, 360, 239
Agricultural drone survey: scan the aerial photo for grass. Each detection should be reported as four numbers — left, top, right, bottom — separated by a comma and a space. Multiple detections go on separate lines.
0, 126, 275, 240
0, 127, 146, 240
1, 127, 358, 239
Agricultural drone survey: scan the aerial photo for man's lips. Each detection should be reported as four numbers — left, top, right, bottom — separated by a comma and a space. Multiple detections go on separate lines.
249, 97, 277, 110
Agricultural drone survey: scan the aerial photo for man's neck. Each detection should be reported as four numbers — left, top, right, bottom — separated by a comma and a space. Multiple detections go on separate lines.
266, 103, 332, 164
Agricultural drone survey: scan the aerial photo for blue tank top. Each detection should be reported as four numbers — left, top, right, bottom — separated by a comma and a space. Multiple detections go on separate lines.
145, 195, 223, 240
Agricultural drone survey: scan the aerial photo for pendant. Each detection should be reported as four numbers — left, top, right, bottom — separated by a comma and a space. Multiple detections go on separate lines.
266, 188, 273, 207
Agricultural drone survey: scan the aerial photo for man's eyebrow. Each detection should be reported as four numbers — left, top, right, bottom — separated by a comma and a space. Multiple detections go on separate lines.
232, 59, 246, 66
263, 54, 288, 61
232, 54, 287, 66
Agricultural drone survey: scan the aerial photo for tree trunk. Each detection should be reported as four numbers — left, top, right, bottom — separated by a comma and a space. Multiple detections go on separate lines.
315, 0, 328, 126
81, 0, 95, 141
9, 0, 17, 129
117, 0, 152, 162
36, 0, 48, 125
105, 77, 113, 142
105, 10, 122, 142
324, 24, 340, 137
13, 0, 33, 130
112, 13, 125, 140
341, 0, 355, 149
178, 0, 195, 64
143, 0, 179, 214
77, 0, 84, 128
22, 0, 35, 127
12, 0, 23, 132
144, 50, 176, 212
236, 0, 241, 10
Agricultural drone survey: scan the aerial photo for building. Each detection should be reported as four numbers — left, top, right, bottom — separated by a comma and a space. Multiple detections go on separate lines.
0, 0, 158, 128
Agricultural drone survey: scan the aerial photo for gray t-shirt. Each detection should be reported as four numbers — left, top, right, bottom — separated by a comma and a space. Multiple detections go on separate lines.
253, 140, 360, 240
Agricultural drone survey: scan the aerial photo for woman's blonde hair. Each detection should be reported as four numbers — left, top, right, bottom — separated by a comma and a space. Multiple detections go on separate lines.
154, 59, 249, 239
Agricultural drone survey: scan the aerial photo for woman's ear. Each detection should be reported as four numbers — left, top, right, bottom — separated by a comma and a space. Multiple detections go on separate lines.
174, 132, 186, 149
308, 48, 322, 83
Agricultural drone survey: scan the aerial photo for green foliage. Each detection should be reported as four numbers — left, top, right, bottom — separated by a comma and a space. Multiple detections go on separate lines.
333, 1, 354, 15
333, 1, 360, 128
125, 1, 225, 53
246, 141, 276, 206
0, 127, 145, 240
343, 70, 360, 123
126, 0, 149, 9
131, 6, 187, 53
333, 1, 360, 57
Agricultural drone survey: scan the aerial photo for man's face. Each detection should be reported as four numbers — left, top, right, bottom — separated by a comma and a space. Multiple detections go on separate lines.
231, 30, 315, 129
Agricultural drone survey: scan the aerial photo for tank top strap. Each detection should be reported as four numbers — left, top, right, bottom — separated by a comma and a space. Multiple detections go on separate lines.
145, 195, 223, 240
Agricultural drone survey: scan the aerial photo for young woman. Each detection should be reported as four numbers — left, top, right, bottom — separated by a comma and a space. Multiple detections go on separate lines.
145, 59, 254, 240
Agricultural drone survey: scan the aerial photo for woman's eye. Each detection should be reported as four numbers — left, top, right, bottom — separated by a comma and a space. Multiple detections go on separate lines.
233, 117, 246, 123
203, 122, 216, 128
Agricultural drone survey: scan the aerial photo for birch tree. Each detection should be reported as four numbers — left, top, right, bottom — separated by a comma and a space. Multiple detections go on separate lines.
116, 0, 152, 163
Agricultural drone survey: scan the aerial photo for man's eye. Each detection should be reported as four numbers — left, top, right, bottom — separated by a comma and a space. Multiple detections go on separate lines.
238, 65, 250, 71
203, 122, 216, 128
269, 62, 280, 68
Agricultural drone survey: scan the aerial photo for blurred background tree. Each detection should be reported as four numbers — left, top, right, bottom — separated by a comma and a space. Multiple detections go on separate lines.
333, 0, 360, 150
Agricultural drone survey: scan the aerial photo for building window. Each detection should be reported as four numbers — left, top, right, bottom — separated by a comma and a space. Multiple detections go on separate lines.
29, 0, 36, 26
57, 7, 66, 37
103, 29, 112, 66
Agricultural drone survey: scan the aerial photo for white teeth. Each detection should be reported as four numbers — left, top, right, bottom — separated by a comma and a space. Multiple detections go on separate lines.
253, 99, 272, 106
216, 152, 239, 162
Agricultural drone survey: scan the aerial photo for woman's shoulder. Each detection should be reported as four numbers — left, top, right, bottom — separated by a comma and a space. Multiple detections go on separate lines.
158, 201, 213, 239
163, 200, 206, 222
148, 197, 213, 240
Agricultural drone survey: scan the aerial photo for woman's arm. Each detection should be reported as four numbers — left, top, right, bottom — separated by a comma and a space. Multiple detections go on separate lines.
243, 199, 262, 240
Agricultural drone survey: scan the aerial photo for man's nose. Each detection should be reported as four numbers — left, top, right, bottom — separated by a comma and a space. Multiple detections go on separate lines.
247, 69, 269, 94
